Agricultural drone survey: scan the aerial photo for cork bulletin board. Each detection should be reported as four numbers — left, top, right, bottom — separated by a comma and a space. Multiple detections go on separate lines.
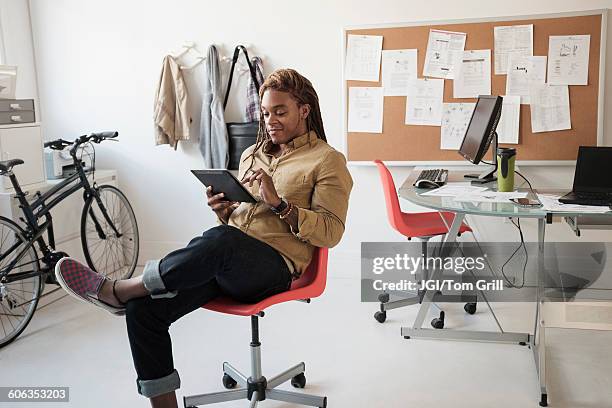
343, 10, 607, 164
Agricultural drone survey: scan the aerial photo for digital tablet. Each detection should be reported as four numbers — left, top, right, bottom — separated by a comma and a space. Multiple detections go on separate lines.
191, 170, 257, 203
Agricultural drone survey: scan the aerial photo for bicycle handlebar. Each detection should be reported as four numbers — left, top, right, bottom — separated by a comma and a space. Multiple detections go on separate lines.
44, 131, 119, 153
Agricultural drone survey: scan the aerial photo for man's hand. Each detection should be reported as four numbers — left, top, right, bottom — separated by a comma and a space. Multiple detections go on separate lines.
241, 168, 281, 208
206, 186, 239, 222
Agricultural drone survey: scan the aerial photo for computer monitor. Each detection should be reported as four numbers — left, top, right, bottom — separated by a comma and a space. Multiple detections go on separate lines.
458, 95, 503, 183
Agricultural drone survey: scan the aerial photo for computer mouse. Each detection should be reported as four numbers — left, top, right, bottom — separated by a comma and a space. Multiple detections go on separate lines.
414, 179, 440, 189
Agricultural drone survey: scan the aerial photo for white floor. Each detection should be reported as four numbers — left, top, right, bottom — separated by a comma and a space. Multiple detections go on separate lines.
2, 270, 612, 408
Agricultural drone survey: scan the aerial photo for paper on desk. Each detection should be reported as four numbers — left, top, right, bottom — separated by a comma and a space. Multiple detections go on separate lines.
453, 49, 491, 98
345, 35, 383, 82
405, 78, 444, 126
420, 183, 488, 197
494, 24, 533, 75
497, 95, 520, 144
547, 35, 590, 85
537, 194, 611, 213
454, 191, 528, 203
529, 84, 571, 133
347, 87, 384, 133
381, 49, 417, 96
505, 55, 547, 104
440, 103, 476, 150
423, 29, 466, 79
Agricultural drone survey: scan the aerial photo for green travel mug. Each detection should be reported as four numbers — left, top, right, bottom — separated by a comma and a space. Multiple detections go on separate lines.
497, 148, 516, 192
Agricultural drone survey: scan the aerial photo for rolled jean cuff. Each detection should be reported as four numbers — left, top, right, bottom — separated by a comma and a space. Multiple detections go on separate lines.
137, 369, 181, 398
142, 259, 177, 299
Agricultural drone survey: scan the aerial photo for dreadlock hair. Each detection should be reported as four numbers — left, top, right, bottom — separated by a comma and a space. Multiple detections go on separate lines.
242, 68, 326, 174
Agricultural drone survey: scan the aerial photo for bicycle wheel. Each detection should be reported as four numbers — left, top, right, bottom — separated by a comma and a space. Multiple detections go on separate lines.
0, 217, 41, 348
81, 185, 139, 281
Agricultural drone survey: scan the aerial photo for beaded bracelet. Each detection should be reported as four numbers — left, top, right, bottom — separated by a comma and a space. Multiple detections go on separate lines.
279, 202, 295, 220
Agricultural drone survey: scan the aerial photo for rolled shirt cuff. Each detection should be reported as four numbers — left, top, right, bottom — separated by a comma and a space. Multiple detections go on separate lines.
137, 369, 181, 398
142, 259, 177, 299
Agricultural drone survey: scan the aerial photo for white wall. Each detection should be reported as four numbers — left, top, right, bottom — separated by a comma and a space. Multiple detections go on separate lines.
26, 0, 612, 275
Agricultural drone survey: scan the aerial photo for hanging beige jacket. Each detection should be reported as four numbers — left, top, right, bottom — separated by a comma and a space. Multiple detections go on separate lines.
153, 55, 191, 149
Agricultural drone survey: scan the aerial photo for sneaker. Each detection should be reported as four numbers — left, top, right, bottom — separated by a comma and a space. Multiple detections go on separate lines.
55, 257, 126, 316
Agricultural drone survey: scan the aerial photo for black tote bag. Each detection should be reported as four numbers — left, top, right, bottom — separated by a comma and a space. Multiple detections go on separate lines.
223, 45, 261, 170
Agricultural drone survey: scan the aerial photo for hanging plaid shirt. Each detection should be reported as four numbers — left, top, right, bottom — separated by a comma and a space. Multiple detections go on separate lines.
245, 56, 265, 121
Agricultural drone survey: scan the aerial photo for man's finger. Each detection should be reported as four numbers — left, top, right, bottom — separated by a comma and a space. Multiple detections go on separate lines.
207, 192, 225, 204
211, 201, 233, 211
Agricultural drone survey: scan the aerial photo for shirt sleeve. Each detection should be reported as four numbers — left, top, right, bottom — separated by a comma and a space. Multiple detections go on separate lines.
293, 150, 353, 248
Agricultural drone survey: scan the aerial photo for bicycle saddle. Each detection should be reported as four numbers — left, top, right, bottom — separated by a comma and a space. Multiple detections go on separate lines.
0, 159, 24, 173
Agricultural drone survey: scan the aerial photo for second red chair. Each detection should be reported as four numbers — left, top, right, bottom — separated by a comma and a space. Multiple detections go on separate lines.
373, 160, 472, 325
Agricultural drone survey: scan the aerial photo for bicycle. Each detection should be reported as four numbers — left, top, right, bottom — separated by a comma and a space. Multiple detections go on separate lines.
0, 131, 139, 348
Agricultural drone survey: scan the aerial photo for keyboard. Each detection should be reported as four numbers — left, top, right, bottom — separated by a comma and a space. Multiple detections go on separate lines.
413, 169, 448, 188
575, 192, 612, 205
559, 191, 612, 206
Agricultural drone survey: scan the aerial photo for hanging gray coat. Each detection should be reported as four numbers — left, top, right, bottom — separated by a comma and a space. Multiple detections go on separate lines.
199, 45, 228, 168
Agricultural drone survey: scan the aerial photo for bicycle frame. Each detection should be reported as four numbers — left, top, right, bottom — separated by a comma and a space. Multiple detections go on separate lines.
0, 144, 121, 284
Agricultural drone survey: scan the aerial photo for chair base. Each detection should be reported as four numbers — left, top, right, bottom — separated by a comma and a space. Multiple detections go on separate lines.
183, 316, 327, 408
184, 362, 326, 408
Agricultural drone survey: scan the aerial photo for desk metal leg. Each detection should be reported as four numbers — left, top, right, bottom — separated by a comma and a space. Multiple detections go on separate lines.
534, 217, 548, 406
401, 214, 529, 343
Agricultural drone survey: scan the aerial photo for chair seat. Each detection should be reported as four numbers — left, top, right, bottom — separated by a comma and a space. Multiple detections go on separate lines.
398, 211, 472, 238
203, 282, 319, 316
203, 248, 328, 316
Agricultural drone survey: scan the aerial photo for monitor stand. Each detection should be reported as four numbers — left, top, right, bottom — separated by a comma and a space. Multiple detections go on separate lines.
464, 132, 498, 184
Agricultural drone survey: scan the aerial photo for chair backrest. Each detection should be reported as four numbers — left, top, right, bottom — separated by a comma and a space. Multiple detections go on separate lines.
374, 160, 405, 233
289, 247, 328, 298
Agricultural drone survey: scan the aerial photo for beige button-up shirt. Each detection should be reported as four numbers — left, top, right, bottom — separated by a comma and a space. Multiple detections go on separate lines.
226, 131, 353, 278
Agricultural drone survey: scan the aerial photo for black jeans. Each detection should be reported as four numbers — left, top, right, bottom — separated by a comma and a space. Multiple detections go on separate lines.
125, 225, 292, 398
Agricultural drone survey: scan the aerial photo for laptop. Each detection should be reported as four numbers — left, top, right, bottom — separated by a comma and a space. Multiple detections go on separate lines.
559, 146, 612, 206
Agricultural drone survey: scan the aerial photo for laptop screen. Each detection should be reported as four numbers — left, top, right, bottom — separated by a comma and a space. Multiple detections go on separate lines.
573, 146, 612, 192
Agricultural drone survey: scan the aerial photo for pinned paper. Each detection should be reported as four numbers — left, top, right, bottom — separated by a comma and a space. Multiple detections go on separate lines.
497, 95, 521, 144
547, 35, 590, 85
440, 103, 476, 150
405, 78, 444, 126
348, 87, 384, 133
529, 84, 571, 133
423, 29, 466, 79
453, 50, 491, 98
345, 35, 383, 82
381, 49, 417, 96
494, 24, 533, 74
505, 55, 547, 104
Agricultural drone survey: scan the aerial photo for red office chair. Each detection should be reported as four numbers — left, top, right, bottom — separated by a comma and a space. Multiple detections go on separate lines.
373, 160, 474, 327
183, 248, 329, 408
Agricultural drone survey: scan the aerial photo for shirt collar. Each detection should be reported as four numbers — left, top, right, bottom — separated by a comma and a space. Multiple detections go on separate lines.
263, 131, 318, 154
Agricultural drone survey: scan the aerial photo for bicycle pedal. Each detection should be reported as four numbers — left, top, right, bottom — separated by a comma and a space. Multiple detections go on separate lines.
44, 270, 59, 285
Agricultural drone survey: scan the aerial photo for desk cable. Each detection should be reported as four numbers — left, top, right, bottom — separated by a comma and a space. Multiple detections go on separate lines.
499, 170, 534, 289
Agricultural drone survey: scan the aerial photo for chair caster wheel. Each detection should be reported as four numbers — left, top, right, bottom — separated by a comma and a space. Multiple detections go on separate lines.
291, 373, 306, 389
431, 311, 445, 329
464, 302, 477, 315
222, 373, 237, 389
378, 292, 390, 303
374, 311, 387, 323
539, 393, 548, 407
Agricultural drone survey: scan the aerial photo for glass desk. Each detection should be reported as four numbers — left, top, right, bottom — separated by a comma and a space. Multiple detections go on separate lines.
397, 169, 612, 407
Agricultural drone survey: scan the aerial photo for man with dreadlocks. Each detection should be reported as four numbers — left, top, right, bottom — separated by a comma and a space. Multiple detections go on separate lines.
54, 68, 353, 407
